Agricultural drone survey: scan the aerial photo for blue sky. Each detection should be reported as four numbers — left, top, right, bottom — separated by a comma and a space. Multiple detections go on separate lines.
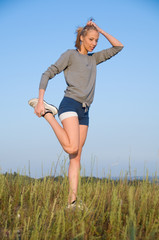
0, 0, 159, 178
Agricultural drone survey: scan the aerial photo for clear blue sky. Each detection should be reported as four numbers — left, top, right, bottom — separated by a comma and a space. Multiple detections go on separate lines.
0, 0, 159, 178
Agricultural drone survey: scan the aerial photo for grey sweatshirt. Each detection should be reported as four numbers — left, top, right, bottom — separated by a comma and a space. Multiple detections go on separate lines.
39, 46, 123, 107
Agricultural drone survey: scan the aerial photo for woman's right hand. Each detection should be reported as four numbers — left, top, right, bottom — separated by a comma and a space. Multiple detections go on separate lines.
34, 100, 45, 117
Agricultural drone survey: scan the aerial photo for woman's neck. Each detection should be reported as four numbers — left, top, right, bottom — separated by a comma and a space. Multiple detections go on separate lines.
77, 46, 88, 55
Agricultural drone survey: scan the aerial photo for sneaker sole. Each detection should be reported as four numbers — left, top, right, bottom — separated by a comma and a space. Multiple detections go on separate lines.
28, 98, 58, 116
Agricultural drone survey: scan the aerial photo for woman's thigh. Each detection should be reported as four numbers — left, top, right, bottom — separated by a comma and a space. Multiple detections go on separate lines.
79, 125, 88, 148
62, 116, 88, 154
62, 116, 80, 150
69, 124, 88, 161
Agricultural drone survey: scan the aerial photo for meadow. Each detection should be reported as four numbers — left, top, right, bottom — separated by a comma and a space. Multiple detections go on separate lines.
0, 170, 159, 240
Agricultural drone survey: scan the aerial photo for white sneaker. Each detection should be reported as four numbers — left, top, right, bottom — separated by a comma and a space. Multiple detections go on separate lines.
66, 200, 88, 211
66, 201, 77, 210
28, 98, 58, 116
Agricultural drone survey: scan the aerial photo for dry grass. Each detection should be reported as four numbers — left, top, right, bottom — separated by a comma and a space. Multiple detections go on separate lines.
0, 170, 159, 239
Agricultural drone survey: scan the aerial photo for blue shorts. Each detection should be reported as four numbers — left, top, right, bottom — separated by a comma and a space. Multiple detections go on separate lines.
58, 97, 89, 126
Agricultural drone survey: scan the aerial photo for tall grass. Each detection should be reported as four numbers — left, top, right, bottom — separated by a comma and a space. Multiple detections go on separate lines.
0, 169, 159, 239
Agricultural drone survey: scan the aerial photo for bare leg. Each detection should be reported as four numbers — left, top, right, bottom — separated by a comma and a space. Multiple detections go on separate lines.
44, 113, 88, 203
44, 113, 80, 154
68, 125, 88, 203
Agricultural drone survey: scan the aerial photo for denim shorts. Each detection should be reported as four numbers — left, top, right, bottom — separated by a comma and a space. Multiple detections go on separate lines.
58, 97, 89, 126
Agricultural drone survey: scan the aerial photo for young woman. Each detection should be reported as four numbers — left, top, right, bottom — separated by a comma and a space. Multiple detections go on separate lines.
29, 20, 124, 209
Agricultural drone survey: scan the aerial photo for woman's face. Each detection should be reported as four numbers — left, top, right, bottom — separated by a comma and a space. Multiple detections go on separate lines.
80, 30, 99, 54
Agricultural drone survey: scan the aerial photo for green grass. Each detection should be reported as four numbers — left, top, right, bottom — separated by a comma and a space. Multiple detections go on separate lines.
0, 171, 159, 239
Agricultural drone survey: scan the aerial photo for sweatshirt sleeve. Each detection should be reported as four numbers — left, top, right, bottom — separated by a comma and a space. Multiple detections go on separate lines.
93, 46, 123, 65
39, 49, 71, 90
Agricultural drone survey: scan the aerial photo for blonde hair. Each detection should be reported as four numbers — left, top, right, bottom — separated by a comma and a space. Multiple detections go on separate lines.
75, 24, 98, 51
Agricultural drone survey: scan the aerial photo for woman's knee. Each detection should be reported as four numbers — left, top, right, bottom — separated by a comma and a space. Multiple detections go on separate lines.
69, 146, 78, 155
64, 144, 79, 155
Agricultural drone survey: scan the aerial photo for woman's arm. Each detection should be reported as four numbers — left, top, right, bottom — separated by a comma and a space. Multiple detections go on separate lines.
34, 50, 72, 117
87, 21, 124, 47
99, 30, 124, 47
